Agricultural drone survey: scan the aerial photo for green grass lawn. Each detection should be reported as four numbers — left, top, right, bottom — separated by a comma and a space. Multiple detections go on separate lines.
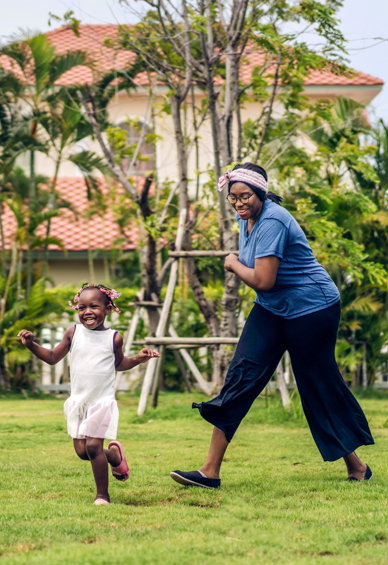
1, 390, 388, 564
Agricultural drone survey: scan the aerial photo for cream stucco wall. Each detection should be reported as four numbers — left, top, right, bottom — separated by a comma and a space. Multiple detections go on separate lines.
20, 81, 381, 286
47, 258, 106, 286
30, 83, 382, 192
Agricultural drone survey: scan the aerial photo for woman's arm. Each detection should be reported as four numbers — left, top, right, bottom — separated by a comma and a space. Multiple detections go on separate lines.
114, 333, 160, 371
18, 327, 74, 365
225, 254, 280, 292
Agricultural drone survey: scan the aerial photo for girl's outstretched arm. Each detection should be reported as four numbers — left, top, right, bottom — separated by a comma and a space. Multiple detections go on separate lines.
114, 333, 160, 372
18, 327, 75, 365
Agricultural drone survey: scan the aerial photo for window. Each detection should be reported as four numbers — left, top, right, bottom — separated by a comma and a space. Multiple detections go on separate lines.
118, 120, 155, 175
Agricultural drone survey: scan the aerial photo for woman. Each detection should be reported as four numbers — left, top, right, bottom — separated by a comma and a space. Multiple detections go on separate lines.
170, 162, 374, 489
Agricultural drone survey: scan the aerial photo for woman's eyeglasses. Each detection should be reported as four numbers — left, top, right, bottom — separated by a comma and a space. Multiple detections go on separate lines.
226, 194, 254, 205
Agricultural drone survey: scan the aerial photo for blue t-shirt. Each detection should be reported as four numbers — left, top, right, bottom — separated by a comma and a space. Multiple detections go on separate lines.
237, 201, 340, 319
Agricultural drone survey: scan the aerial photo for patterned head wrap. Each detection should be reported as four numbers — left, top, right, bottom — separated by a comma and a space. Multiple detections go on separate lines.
217, 168, 268, 194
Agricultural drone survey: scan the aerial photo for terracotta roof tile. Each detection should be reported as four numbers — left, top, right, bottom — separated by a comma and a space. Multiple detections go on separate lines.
1, 24, 382, 88
41, 24, 384, 88
0, 178, 139, 252
238, 49, 383, 87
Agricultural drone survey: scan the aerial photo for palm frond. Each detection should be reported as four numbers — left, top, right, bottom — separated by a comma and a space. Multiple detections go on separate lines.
6, 348, 31, 365
49, 50, 91, 85
342, 294, 383, 316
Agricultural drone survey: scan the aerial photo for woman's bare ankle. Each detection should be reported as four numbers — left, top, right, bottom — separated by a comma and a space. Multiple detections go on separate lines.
200, 466, 220, 480
344, 452, 367, 479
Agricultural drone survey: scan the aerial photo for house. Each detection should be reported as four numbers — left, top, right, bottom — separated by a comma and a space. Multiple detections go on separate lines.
0, 24, 384, 286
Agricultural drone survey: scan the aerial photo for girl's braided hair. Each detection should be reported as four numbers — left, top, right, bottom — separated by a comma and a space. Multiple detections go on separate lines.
68, 283, 122, 313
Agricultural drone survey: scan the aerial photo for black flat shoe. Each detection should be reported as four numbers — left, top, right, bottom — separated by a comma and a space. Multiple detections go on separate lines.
347, 464, 373, 481
170, 470, 221, 489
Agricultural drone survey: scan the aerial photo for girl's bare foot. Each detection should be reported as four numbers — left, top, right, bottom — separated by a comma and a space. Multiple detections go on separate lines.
94, 498, 110, 505
107, 441, 130, 481
108, 444, 121, 467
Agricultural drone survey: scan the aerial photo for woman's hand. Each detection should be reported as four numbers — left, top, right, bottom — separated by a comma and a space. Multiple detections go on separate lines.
224, 254, 239, 272
18, 330, 34, 347
136, 348, 160, 364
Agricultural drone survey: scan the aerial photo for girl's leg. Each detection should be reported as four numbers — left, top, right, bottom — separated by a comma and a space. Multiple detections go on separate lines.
73, 439, 88, 460
104, 444, 122, 467
85, 437, 112, 502
84, 439, 122, 501
285, 302, 373, 477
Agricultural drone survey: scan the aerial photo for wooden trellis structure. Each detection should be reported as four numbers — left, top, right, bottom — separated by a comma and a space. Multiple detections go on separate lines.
114, 207, 291, 416
132, 209, 242, 415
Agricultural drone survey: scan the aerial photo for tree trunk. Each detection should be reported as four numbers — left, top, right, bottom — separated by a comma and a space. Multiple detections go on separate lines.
172, 349, 192, 392
42, 155, 61, 278
201, 31, 241, 387
170, 94, 219, 335
0, 202, 7, 277
170, 93, 222, 381
362, 343, 367, 388
0, 241, 17, 323
16, 247, 22, 298
50, 327, 56, 385
276, 360, 291, 408
138, 175, 161, 336
26, 149, 36, 297
87, 222, 95, 282
170, 97, 190, 213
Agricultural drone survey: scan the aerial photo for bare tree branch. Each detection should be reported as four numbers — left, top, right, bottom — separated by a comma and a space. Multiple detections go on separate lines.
264, 116, 308, 169
216, 0, 228, 32
77, 87, 140, 202
157, 256, 174, 291
255, 52, 282, 163
158, 181, 179, 225
157, 0, 188, 58
180, 0, 195, 101
126, 91, 153, 179
231, 0, 249, 45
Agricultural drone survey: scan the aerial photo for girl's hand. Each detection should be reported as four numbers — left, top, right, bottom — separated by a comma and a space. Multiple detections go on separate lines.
137, 348, 160, 364
18, 330, 34, 347
224, 254, 239, 272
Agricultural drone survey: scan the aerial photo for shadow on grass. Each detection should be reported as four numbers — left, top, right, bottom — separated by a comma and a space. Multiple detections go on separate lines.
126, 390, 309, 429
121, 491, 222, 508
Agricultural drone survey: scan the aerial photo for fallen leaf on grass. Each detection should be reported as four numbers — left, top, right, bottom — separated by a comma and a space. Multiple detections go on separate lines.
147, 420, 154, 423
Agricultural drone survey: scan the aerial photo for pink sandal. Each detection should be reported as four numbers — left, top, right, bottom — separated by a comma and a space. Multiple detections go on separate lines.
108, 441, 130, 482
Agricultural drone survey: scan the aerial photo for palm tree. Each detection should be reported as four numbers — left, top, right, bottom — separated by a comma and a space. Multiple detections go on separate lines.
0, 168, 71, 305
0, 278, 64, 390
0, 31, 91, 295
281, 97, 388, 385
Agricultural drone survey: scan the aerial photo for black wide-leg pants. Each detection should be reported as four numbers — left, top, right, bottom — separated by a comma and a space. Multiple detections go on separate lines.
193, 301, 374, 461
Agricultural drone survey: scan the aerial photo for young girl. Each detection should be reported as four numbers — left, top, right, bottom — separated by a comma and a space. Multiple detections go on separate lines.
18, 283, 159, 505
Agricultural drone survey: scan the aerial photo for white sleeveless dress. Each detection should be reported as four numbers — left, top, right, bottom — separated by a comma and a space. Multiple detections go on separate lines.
64, 325, 119, 439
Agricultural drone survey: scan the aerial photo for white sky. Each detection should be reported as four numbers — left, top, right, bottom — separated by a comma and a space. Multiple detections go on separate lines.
1, 0, 388, 122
